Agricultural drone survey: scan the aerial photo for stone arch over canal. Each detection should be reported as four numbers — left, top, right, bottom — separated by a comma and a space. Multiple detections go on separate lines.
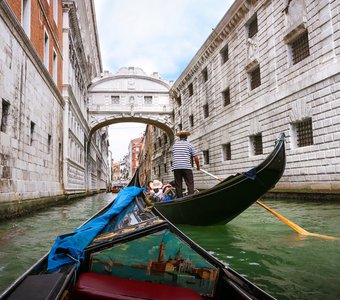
86, 67, 174, 190
87, 67, 174, 140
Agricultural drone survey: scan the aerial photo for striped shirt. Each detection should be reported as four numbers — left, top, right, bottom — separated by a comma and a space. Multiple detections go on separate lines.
172, 139, 197, 170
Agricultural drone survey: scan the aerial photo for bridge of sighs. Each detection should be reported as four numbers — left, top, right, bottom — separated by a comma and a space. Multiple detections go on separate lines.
87, 67, 174, 140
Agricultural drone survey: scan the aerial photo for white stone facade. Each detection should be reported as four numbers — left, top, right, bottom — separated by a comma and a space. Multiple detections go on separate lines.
62, 0, 108, 193
168, 0, 340, 195
0, 0, 109, 213
0, 3, 64, 201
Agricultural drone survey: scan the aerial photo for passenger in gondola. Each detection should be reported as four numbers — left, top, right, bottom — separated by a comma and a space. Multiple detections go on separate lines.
172, 130, 200, 198
161, 180, 177, 202
149, 179, 164, 202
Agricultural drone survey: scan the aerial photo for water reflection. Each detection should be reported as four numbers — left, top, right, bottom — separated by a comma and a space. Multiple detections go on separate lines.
179, 200, 340, 300
0, 196, 340, 300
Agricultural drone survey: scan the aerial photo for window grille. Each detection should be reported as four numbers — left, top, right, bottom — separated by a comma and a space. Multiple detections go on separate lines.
223, 143, 231, 161
144, 96, 152, 104
188, 83, 193, 97
250, 66, 261, 90
203, 150, 210, 165
296, 118, 313, 147
111, 96, 120, 104
223, 88, 230, 106
248, 16, 258, 38
202, 67, 208, 82
221, 45, 229, 64
251, 134, 263, 155
292, 31, 310, 65
189, 115, 194, 127
203, 104, 209, 118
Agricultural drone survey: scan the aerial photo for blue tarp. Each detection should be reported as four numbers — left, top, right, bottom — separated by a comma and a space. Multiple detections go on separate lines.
47, 186, 144, 271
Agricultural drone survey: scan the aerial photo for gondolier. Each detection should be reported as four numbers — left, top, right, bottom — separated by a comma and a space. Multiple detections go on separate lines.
172, 130, 200, 198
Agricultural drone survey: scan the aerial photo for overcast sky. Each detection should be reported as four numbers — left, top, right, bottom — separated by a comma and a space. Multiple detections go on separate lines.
94, 0, 234, 161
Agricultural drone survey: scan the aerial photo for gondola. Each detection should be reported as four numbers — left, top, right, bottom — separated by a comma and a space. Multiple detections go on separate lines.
153, 133, 286, 225
1, 170, 276, 300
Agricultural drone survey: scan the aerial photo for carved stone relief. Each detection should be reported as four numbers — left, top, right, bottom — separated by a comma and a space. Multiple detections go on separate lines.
289, 97, 312, 122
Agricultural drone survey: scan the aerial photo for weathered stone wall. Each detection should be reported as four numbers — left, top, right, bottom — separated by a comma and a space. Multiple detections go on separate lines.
169, 0, 340, 195
0, 5, 64, 203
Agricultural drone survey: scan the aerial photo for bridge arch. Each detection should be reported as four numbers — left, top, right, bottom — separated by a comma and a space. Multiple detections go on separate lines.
87, 66, 174, 142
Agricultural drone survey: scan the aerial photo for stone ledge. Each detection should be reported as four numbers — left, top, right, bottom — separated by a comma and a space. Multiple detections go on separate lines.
0, 192, 99, 221
265, 188, 340, 202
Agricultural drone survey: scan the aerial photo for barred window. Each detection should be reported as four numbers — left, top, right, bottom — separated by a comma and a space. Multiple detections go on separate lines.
189, 114, 194, 127
250, 134, 263, 155
295, 118, 313, 147
222, 143, 231, 161
250, 66, 261, 90
221, 44, 229, 64
202, 67, 208, 82
144, 96, 152, 104
223, 88, 230, 106
188, 83, 193, 97
203, 150, 210, 165
203, 104, 209, 118
248, 15, 258, 38
111, 96, 120, 104
291, 31, 310, 65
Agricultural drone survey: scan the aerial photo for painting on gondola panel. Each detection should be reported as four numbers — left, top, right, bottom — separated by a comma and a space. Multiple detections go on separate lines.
89, 229, 219, 296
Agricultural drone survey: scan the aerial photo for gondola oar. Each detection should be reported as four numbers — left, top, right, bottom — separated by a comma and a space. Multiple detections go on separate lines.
200, 169, 340, 240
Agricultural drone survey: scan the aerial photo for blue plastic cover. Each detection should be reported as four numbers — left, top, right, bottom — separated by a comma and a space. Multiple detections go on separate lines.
47, 186, 144, 271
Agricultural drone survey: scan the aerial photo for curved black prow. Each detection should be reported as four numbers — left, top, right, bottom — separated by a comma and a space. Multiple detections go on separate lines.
127, 168, 141, 187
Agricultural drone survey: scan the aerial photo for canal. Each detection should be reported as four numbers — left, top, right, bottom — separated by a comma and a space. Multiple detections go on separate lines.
0, 193, 339, 300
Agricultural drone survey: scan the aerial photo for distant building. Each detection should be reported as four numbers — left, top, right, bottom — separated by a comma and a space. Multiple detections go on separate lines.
129, 136, 143, 178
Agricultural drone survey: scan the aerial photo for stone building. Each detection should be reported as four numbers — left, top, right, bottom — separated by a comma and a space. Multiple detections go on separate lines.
155, 0, 340, 198
0, 0, 109, 218
128, 136, 143, 178
62, 0, 108, 193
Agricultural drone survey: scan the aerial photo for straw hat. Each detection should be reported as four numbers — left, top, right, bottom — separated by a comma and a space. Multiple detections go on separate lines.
176, 130, 191, 137
150, 180, 163, 189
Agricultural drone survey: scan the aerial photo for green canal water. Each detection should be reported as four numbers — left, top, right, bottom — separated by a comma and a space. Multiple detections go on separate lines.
0, 193, 339, 299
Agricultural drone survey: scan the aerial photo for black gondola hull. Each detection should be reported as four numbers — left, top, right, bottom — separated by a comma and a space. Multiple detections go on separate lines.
154, 133, 286, 225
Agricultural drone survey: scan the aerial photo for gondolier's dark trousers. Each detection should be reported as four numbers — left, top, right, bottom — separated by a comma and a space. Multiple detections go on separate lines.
174, 169, 194, 198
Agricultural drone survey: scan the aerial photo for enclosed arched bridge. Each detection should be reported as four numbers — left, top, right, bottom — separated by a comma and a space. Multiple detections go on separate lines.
88, 67, 174, 141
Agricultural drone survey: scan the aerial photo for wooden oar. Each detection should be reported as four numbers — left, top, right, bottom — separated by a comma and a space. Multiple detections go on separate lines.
200, 169, 340, 240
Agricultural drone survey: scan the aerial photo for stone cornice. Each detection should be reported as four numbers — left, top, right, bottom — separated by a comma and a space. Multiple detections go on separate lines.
63, 1, 91, 86
90, 74, 171, 90
0, 1, 64, 107
89, 0, 103, 73
171, 0, 250, 94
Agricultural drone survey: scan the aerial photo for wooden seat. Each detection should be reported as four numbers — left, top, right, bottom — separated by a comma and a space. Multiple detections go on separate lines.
73, 272, 203, 300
